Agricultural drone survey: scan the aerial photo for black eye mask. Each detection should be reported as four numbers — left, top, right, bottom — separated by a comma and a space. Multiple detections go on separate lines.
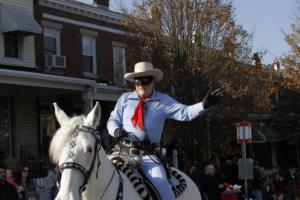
134, 77, 154, 86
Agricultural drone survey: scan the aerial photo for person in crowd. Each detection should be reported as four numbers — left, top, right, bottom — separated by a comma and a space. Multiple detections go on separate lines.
0, 163, 19, 200
294, 169, 300, 200
107, 61, 223, 200
275, 192, 285, 200
273, 173, 285, 194
251, 164, 265, 200
262, 175, 275, 200
6, 168, 17, 186
201, 164, 222, 200
15, 165, 38, 200
282, 170, 293, 198
221, 159, 239, 185
44, 167, 57, 200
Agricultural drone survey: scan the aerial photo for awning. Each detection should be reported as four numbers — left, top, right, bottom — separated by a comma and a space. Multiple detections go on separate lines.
252, 125, 287, 143
0, 3, 42, 34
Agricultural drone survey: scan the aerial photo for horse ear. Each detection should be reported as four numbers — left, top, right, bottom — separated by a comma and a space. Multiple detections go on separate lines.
53, 102, 70, 126
85, 101, 101, 128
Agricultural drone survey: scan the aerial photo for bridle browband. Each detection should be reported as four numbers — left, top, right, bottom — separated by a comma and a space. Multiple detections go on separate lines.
58, 125, 102, 194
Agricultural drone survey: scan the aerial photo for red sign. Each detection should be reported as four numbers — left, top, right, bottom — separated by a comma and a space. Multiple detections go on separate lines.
236, 122, 252, 144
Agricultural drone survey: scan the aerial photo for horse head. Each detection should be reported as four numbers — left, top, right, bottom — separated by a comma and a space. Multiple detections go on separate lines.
50, 102, 101, 200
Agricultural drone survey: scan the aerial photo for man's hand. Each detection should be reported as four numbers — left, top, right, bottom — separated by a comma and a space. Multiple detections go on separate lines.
202, 88, 224, 109
114, 128, 128, 140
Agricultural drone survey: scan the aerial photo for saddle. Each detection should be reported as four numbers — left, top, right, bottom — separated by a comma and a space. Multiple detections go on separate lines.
108, 138, 187, 200
111, 137, 171, 177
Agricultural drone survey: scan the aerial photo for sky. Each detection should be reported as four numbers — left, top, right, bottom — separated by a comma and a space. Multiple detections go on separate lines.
80, 0, 297, 64
232, 0, 297, 64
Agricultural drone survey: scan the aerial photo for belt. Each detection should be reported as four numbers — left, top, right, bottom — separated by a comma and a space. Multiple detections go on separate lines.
120, 139, 134, 147
118, 138, 159, 154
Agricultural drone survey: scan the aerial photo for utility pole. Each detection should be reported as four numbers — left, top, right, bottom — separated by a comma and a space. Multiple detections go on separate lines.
237, 122, 253, 200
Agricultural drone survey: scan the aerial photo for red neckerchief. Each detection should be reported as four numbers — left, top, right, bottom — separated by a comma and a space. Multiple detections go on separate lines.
131, 96, 145, 130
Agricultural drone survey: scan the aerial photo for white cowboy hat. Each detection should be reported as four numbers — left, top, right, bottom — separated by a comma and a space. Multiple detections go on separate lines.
124, 62, 164, 82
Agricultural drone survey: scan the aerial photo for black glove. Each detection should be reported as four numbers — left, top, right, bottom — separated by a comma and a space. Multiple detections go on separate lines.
202, 88, 224, 109
114, 128, 128, 140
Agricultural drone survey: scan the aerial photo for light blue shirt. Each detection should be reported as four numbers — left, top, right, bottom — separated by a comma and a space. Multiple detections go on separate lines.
107, 90, 205, 144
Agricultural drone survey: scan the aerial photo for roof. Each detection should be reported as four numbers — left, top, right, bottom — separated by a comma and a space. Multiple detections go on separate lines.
252, 125, 287, 143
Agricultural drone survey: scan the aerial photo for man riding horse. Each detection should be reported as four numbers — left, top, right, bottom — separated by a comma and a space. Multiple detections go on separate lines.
107, 61, 223, 200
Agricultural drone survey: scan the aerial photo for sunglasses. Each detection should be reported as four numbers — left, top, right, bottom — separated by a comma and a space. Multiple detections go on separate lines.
134, 77, 154, 86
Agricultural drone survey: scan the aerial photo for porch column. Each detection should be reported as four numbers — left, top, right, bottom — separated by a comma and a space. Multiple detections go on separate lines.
271, 143, 278, 167
82, 88, 95, 114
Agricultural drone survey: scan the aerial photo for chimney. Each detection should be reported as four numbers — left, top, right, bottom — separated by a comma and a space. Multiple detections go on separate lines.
272, 57, 280, 71
93, 0, 109, 7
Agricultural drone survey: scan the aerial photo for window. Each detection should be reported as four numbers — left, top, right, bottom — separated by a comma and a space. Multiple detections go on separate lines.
4, 32, 21, 59
82, 36, 96, 74
0, 97, 15, 158
44, 28, 60, 55
113, 47, 126, 86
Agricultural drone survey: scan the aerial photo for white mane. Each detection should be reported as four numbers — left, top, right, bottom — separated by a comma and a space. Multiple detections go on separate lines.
49, 115, 84, 164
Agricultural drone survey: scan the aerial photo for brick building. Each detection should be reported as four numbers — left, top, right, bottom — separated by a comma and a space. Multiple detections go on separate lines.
0, 0, 139, 171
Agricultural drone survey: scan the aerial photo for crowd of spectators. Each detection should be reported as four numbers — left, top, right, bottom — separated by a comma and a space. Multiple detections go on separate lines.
198, 158, 300, 200
0, 163, 57, 200
2, 157, 300, 200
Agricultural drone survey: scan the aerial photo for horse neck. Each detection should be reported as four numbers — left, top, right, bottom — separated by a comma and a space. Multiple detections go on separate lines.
84, 147, 118, 199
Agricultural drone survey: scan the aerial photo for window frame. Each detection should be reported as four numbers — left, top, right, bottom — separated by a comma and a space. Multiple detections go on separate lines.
4, 32, 23, 59
82, 35, 97, 75
113, 46, 126, 85
43, 28, 61, 55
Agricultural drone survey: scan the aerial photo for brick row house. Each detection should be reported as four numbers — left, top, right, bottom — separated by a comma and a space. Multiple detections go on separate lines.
0, 0, 139, 171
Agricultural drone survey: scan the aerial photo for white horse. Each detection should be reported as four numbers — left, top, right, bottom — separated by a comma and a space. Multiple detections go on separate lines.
49, 102, 202, 200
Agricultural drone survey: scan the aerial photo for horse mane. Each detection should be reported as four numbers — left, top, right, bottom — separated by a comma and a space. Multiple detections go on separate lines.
49, 115, 84, 164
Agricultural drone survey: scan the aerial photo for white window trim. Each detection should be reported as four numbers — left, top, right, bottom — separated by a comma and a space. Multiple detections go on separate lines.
1, 57, 25, 67
82, 35, 97, 75
43, 28, 61, 55
4, 32, 23, 60
113, 46, 126, 84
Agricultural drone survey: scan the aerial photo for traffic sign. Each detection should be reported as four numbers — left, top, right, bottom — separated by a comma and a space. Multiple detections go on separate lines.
238, 158, 253, 180
236, 122, 252, 144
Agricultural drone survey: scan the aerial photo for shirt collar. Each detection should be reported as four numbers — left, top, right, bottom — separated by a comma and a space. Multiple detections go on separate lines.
128, 90, 160, 101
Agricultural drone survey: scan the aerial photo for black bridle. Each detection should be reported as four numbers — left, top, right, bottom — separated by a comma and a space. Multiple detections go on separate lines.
57, 125, 102, 194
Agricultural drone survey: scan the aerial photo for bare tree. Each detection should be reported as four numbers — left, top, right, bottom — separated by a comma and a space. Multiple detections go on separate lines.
123, 0, 278, 109
121, 0, 280, 174
282, 4, 300, 91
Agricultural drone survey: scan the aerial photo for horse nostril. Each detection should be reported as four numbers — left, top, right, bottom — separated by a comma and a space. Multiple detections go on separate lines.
87, 147, 92, 153
84, 146, 92, 153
